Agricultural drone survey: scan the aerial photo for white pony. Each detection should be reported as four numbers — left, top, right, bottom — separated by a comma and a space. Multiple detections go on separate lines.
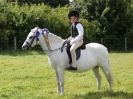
22, 27, 113, 95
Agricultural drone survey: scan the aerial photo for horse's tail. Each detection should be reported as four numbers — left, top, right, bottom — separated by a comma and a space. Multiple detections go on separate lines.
100, 46, 113, 91
104, 50, 113, 91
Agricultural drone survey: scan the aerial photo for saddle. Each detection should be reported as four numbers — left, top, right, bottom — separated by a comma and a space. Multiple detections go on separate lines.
61, 41, 86, 64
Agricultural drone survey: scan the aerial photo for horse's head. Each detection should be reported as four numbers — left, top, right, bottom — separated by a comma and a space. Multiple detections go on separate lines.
22, 27, 64, 51
22, 27, 40, 50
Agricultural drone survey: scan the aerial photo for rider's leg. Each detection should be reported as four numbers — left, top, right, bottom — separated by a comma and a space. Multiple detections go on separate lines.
70, 40, 83, 68
70, 45, 76, 67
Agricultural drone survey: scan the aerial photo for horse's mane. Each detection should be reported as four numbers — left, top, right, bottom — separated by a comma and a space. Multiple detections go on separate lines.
32, 27, 64, 46
48, 32, 64, 43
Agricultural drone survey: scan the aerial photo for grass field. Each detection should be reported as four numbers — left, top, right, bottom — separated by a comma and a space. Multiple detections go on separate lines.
0, 51, 133, 99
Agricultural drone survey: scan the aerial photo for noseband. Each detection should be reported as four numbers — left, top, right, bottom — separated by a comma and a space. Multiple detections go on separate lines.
25, 30, 39, 48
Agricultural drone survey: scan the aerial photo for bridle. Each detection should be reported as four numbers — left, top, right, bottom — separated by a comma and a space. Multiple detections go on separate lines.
26, 28, 64, 52
25, 30, 39, 48
26, 36, 37, 48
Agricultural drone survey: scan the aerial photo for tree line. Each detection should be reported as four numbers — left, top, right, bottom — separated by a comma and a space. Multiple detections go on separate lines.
7, 0, 69, 7
0, 0, 133, 51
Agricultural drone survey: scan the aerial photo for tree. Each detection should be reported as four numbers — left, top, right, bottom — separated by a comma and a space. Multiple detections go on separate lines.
7, 0, 69, 7
70, 0, 108, 40
70, 0, 132, 39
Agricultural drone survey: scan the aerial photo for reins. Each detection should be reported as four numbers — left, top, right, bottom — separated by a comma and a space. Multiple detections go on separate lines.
26, 28, 67, 52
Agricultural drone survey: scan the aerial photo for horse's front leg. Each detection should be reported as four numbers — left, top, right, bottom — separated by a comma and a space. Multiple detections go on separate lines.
55, 69, 64, 95
55, 71, 60, 93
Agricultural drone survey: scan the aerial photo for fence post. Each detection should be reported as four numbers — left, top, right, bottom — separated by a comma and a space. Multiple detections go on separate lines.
14, 36, 17, 51
124, 37, 127, 51
0, 37, 1, 51
101, 38, 103, 44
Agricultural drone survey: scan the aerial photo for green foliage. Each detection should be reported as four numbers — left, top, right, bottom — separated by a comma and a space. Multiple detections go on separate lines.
126, 2, 133, 50
80, 19, 100, 42
0, 1, 10, 49
0, 1, 133, 50
70, 0, 133, 39
0, 3, 71, 49
7, 0, 69, 7
8, 4, 70, 37
70, 0, 133, 50
70, 0, 109, 39
46, 6, 70, 38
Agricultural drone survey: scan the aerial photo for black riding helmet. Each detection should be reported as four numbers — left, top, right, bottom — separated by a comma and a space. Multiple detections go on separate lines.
68, 10, 79, 19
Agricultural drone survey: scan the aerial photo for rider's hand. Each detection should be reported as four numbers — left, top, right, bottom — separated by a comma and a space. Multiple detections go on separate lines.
70, 39, 75, 45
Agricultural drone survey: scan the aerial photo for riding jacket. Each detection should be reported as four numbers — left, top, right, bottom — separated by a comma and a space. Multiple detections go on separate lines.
68, 21, 84, 45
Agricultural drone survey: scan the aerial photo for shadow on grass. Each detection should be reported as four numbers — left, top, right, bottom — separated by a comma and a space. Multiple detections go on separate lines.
110, 51, 133, 53
74, 91, 133, 99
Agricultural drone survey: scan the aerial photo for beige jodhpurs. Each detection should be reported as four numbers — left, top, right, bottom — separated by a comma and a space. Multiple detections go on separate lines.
70, 40, 83, 67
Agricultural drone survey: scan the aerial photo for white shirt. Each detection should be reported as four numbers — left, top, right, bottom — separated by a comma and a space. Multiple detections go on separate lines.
69, 22, 84, 45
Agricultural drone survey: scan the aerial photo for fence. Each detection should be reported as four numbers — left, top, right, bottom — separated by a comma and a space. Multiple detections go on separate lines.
0, 37, 133, 51
100, 37, 130, 51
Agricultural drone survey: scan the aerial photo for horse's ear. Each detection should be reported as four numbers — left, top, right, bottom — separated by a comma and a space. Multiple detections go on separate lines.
35, 27, 39, 31
43, 28, 49, 34
31, 27, 39, 33
31, 29, 33, 32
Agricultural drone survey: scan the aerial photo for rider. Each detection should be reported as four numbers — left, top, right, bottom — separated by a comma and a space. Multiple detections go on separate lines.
67, 10, 84, 70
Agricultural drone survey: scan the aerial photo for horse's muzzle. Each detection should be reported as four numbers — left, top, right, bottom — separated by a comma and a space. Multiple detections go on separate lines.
22, 44, 29, 50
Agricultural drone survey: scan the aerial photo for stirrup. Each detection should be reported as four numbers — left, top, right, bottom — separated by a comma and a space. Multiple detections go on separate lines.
67, 66, 77, 70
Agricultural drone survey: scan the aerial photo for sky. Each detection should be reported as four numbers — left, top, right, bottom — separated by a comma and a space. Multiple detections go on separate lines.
69, 0, 74, 2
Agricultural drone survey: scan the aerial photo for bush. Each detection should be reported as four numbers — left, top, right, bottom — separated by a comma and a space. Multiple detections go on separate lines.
1, 2, 133, 50
0, 3, 71, 49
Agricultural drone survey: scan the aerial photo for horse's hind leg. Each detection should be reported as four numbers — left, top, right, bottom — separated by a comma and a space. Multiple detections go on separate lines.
101, 63, 113, 91
92, 66, 101, 90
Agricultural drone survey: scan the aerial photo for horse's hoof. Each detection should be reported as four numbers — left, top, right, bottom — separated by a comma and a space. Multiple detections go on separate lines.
60, 92, 64, 95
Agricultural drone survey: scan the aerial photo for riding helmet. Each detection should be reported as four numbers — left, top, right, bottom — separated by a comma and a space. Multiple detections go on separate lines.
68, 10, 79, 19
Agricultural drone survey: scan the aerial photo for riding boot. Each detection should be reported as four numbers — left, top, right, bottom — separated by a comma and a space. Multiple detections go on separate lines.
67, 65, 77, 70
67, 49, 77, 70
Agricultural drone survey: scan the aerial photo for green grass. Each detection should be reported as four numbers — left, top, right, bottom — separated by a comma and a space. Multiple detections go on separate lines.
0, 51, 133, 99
